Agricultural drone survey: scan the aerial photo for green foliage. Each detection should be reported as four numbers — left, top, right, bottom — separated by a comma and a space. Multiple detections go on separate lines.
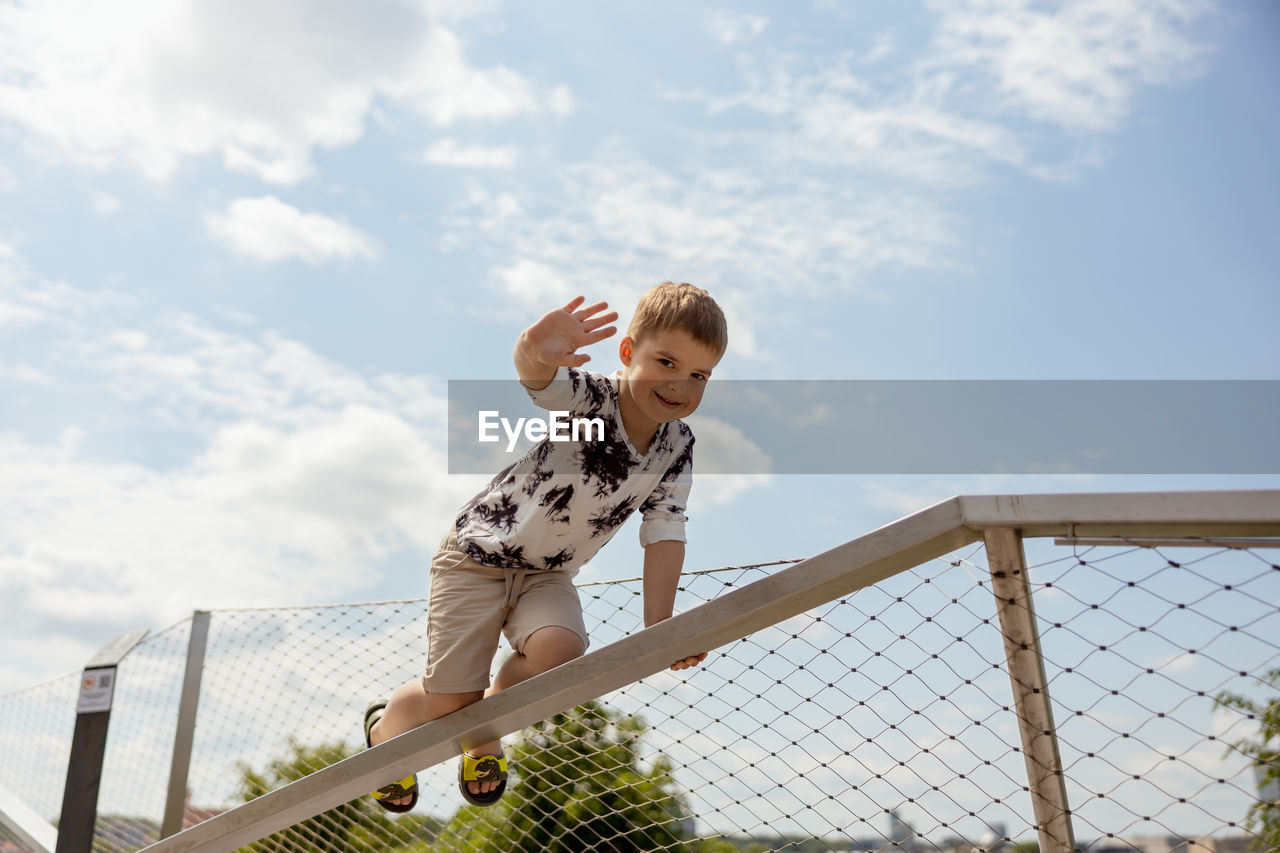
1216, 667, 1280, 850
235, 738, 440, 853
437, 700, 714, 852
229, 706, 742, 852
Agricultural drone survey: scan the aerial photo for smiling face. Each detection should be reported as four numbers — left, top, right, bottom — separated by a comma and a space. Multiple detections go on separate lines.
617, 327, 721, 435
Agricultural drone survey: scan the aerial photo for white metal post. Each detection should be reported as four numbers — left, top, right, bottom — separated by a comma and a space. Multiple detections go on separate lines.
161, 611, 211, 838
985, 527, 1075, 853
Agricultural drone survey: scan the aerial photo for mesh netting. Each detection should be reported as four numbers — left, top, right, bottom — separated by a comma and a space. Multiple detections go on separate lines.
0, 671, 80, 825
1030, 541, 1280, 846
0, 540, 1276, 853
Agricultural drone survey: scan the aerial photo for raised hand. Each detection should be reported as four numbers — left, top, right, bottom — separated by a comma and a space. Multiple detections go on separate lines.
523, 296, 619, 369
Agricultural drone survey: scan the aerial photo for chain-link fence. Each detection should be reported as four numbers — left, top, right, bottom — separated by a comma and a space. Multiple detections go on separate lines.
1, 524, 1277, 852
0, 671, 80, 825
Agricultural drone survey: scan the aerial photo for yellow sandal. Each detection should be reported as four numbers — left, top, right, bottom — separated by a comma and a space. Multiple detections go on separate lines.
458, 751, 507, 807
364, 700, 419, 813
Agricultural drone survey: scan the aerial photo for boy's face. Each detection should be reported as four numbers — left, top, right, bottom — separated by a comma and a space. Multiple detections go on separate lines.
618, 327, 721, 425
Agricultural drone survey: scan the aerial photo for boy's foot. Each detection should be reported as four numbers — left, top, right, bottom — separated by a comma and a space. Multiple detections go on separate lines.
458, 751, 508, 807
364, 700, 419, 812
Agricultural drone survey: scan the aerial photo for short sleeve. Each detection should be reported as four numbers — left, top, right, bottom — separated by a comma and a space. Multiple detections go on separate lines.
524, 366, 611, 416
638, 449, 693, 547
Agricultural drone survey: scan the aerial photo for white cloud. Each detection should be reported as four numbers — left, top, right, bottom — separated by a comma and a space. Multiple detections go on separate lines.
450, 143, 954, 357
864, 33, 896, 65
495, 259, 575, 309
89, 189, 120, 214
424, 138, 521, 169
683, 414, 772, 476
708, 11, 768, 45
0, 0, 571, 183
546, 84, 576, 117
0, 246, 477, 691
389, 24, 543, 125
927, 0, 1214, 131
863, 480, 966, 516
515, 1, 1219, 364
424, 0, 503, 23
206, 196, 378, 264
0, 299, 43, 327
690, 53, 1030, 185
682, 415, 774, 507
685, 1, 1214, 185
0, 360, 51, 384
0, 403, 456, 666
0, 240, 131, 326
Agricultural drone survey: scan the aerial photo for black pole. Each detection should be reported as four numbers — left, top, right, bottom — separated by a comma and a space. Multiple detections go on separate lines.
55, 689, 112, 853
55, 630, 148, 853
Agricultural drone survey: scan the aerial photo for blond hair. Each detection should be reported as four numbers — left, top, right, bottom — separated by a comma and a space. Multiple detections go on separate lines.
627, 281, 728, 357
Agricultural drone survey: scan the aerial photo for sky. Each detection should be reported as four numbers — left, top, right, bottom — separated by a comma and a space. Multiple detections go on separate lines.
1, 0, 1278, 701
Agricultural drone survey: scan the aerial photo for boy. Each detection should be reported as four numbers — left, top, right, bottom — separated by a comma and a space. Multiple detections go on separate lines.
364, 282, 727, 811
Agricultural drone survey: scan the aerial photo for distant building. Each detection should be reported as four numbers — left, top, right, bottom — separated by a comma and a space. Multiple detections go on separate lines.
1123, 834, 1185, 853
0, 842, 38, 853
971, 822, 1008, 853
182, 789, 224, 828
1083, 836, 1265, 853
1184, 837, 1262, 853
890, 810, 917, 852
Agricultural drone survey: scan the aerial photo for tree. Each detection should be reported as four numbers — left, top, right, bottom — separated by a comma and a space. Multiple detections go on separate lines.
236, 739, 441, 852
1216, 667, 1280, 849
436, 700, 721, 852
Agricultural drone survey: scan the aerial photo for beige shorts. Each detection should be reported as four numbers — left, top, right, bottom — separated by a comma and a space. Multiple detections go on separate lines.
423, 530, 589, 694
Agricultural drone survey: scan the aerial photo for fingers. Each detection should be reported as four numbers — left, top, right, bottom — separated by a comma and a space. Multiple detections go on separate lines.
566, 299, 617, 347
569, 299, 616, 330
543, 297, 615, 361
571, 299, 611, 322
581, 312, 618, 333
669, 652, 708, 671
582, 325, 616, 346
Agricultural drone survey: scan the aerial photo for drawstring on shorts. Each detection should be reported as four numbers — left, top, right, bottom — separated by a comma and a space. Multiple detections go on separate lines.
503, 566, 529, 617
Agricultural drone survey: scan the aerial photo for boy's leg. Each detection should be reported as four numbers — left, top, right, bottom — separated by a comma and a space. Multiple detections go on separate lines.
463, 625, 586, 794
491, 625, 586, 692
371, 679, 485, 745
368, 628, 583, 801
369, 679, 485, 807
410, 531, 512, 798
464, 565, 590, 781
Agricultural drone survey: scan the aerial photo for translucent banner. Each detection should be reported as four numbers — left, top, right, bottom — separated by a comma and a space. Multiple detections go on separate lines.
448, 379, 1280, 474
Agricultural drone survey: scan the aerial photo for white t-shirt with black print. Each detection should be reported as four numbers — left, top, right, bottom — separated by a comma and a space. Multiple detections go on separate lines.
455, 366, 693, 573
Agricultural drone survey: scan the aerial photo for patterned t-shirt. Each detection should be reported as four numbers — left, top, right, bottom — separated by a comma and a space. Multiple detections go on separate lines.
455, 366, 694, 573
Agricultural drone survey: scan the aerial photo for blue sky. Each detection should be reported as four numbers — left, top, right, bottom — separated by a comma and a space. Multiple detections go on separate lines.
1, 0, 1278, 695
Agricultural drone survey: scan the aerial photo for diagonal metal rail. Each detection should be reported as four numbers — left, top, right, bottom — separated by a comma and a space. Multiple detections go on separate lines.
0, 780, 57, 853
141, 496, 975, 852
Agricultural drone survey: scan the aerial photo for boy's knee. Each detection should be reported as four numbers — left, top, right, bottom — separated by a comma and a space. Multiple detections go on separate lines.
419, 685, 485, 713
524, 626, 586, 669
